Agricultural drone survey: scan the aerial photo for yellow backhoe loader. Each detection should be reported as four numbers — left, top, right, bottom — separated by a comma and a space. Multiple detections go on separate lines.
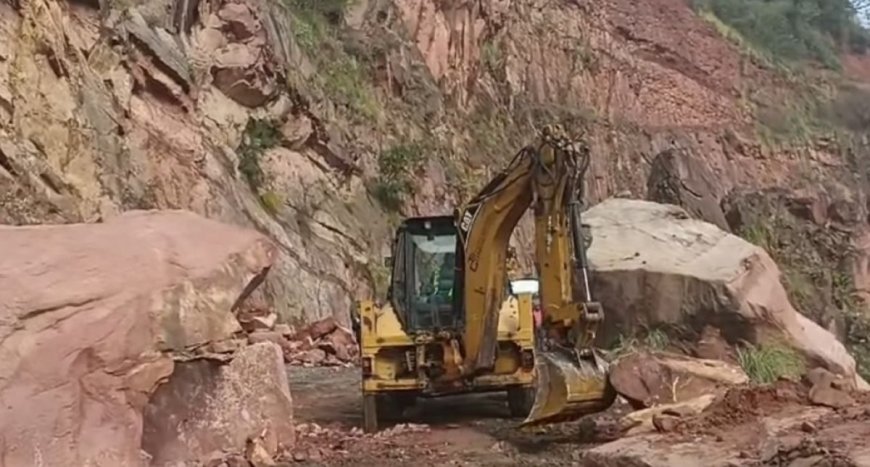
356, 125, 615, 432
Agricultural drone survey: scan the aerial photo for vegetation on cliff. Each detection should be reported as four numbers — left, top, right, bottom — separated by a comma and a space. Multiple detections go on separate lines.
275, 0, 870, 375
687, 1, 870, 379
694, 0, 870, 69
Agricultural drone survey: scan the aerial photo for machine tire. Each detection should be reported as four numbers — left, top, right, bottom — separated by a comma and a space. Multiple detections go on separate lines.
363, 392, 414, 433
507, 386, 535, 418
363, 394, 378, 434
376, 393, 407, 421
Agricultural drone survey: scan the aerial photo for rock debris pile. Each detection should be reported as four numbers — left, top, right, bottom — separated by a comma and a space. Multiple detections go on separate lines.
238, 309, 360, 367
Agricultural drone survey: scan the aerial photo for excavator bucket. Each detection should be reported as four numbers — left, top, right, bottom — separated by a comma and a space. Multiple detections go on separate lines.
521, 347, 615, 426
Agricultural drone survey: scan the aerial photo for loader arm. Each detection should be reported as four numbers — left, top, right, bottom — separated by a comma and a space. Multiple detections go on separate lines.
456, 125, 615, 425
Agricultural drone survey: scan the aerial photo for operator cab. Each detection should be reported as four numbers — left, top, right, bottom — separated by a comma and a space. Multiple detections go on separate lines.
385, 216, 462, 334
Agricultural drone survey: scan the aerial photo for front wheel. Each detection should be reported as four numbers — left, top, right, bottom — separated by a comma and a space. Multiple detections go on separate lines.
363, 394, 378, 433
507, 386, 536, 418
363, 393, 410, 433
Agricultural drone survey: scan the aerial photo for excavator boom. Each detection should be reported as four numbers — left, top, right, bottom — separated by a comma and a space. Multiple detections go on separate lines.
455, 125, 615, 425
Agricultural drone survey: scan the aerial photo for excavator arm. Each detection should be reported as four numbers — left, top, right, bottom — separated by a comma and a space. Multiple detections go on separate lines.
455, 125, 615, 425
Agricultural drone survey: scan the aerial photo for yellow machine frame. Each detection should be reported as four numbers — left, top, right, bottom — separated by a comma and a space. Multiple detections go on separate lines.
357, 125, 615, 432
359, 294, 536, 393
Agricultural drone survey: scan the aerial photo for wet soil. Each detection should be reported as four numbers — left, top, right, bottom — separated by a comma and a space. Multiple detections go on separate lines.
285, 366, 625, 466
285, 367, 870, 466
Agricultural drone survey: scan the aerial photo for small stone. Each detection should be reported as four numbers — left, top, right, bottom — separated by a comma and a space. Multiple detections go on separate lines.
809, 384, 855, 409
210, 338, 244, 354
246, 436, 275, 467
307, 448, 322, 462
800, 421, 817, 433
248, 331, 287, 346
296, 348, 327, 365
250, 313, 278, 330
652, 414, 678, 432
307, 317, 338, 340
274, 324, 294, 337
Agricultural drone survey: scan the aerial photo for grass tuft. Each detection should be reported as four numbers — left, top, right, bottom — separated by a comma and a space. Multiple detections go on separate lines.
736, 343, 805, 384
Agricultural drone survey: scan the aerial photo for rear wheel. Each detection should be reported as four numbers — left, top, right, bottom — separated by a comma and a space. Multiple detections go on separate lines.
507, 386, 536, 418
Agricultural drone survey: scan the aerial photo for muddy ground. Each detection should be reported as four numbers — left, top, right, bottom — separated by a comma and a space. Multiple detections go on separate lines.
286, 366, 627, 466
285, 367, 870, 466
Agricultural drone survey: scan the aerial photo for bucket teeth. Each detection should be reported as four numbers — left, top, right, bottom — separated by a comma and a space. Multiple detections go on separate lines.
521, 347, 614, 426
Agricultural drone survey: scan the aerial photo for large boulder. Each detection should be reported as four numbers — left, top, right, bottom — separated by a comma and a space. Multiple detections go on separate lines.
142, 342, 294, 465
583, 198, 868, 389
0, 210, 277, 467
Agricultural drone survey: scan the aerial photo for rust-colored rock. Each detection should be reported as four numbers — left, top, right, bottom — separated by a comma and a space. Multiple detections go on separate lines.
280, 114, 314, 150
142, 342, 294, 466
249, 312, 278, 330
694, 326, 732, 361
296, 348, 327, 365
317, 326, 358, 362
308, 316, 339, 340
651, 413, 679, 432
274, 323, 295, 337
609, 351, 748, 409
249, 330, 289, 346
646, 147, 730, 232
0, 209, 276, 467
809, 384, 855, 409
806, 367, 857, 409
218, 2, 261, 41
204, 0, 283, 108
620, 394, 716, 435
784, 189, 830, 225
210, 338, 247, 354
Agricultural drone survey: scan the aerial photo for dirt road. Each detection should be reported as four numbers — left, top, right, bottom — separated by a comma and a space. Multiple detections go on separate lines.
287, 366, 625, 466
286, 366, 870, 466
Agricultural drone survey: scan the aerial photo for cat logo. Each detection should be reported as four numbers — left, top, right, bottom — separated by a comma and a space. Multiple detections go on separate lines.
459, 204, 479, 235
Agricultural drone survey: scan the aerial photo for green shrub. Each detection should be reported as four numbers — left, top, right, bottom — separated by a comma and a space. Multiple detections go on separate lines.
610, 328, 672, 357
833, 271, 870, 381
259, 191, 284, 215
323, 56, 379, 119
822, 84, 870, 132
238, 119, 281, 191
284, 0, 350, 52
737, 343, 805, 384
372, 143, 425, 211
285, 0, 350, 21
283, 0, 379, 120
692, 0, 870, 69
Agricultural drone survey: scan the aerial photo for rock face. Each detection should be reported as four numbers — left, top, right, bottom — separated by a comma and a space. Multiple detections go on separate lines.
646, 147, 730, 232
1, 0, 867, 331
583, 198, 867, 388
0, 210, 276, 467
142, 342, 295, 466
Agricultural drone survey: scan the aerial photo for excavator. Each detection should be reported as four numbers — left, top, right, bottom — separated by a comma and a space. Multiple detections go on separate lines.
356, 125, 615, 432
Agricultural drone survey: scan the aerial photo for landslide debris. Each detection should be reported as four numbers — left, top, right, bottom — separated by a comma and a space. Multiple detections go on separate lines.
235, 307, 360, 367
582, 370, 870, 467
